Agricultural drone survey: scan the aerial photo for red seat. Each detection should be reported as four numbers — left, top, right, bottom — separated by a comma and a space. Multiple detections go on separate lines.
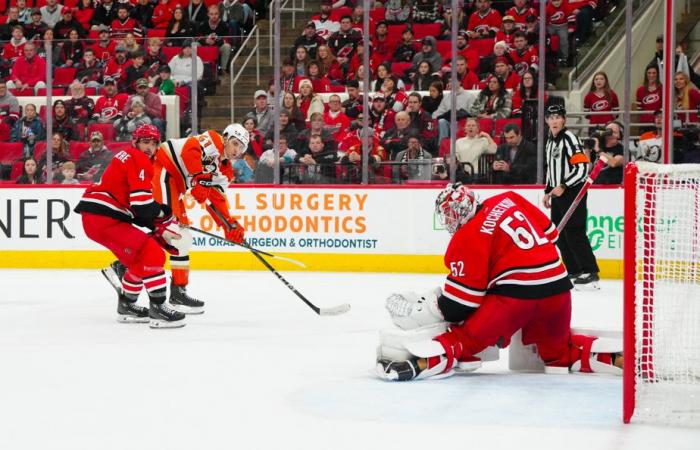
88, 29, 100, 40
387, 24, 405, 45
391, 61, 412, 78
36, 88, 65, 96
34, 141, 47, 161
105, 141, 131, 154
470, 39, 496, 58
175, 85, 190, 115
369, 7, 385, 22
412, 23, 441, 40
329, 6, 353, 21
435, 40, 452, 62
478, 118, 494, 136
0, 142, 23, 163
494, 118, 522, 137
147, 29, 167, 39
54, 67, 77, 86
10, 160, 24, 180
69, 141, 90, 160
10, 88, 34, 96
0, 16, 6, 25
162, 46, 181, 61
84, 87, 97, 95
197, 46, 218, 64
88, 123, 116, 142
438, 138, 450, 158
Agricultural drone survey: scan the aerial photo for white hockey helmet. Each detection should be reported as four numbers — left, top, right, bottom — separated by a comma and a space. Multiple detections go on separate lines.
222, 123, 250, 149
435, 182, 479, 235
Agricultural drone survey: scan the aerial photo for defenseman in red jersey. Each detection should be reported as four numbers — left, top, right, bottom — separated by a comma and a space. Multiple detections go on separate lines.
75, 124, 186, 329
376, 184, 622, 381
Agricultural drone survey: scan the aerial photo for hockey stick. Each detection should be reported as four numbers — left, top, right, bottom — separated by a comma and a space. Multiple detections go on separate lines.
189, 225, 306, 269
208, 206, 351, 316
556, 155, 608, 233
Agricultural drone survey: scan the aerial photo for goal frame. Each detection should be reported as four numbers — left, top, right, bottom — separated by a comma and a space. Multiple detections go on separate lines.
623, 162, 638, 424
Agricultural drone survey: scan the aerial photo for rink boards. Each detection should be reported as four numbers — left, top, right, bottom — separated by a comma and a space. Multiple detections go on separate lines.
0, 185, 625, 277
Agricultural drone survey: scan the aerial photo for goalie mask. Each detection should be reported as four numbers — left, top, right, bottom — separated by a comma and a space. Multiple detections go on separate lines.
198, 130, 224, 172
435, 183, 478, 235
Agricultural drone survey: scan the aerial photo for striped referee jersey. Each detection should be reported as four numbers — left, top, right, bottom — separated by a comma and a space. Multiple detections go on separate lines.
544, 128, 589, 192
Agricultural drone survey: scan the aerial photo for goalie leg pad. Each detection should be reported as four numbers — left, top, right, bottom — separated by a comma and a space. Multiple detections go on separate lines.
377, 323, 447, 361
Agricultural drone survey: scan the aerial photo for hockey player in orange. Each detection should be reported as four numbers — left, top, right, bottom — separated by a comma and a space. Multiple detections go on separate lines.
102, 125, 249, 314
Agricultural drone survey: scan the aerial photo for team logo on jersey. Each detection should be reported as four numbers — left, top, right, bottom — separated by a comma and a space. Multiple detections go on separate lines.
514, 62, 528, 76
591, 100, 611, 111
475, 25, 491, 34
643, 93, 660, 105
550, 11, 565, 22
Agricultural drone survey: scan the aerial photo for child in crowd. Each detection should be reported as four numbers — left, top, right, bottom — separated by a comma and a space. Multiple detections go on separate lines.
60, 161, 79, 184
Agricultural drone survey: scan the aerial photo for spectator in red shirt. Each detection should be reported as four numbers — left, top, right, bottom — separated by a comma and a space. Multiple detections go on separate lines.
74, 0, 95, 32
111, 4, 142, 40
453, 31, 480, 73
92, 76, 129, 125
2, 26, 27, 62
368, 92, 396, 140
546, 0, 574, 65
674, 71, 700, 124
371, 21, 395, 66
152, 0, 173, 30
493, 56, 520, 90
7, 42, 46, 94
636, 65, 662, 129
583, 71, 619, 126
91, 26, 116, 62
444, 55, 480, 91
104, 45, 133, 92
495, 15, 518, 50
317, 45, 343, 84
467, 0, 502, 39
509, 31, 539, 76
323, 94, 350, 140
512, 68, 546, 117
305, 61, 332, 93
506, 0, 538, 31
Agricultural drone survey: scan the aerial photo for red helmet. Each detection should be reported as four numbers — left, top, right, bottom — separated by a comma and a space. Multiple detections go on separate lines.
435, 183, 479, 234
132, 124, 160, 143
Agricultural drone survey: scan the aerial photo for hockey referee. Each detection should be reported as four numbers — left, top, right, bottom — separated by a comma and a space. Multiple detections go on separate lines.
542, 103, 600, 290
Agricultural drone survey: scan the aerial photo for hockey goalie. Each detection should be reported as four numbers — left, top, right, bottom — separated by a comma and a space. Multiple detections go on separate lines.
376, 183, 623, 381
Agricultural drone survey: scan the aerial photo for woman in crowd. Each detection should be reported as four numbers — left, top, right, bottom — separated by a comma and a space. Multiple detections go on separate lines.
60, 28, 84, 68
74, 0, 95, 31
305, 60, 331, 94
412, 60, 439, 92
16, 157, 44, 184
122, 32, 141, 56
636, 65, 663, 131
296, 79, 324, 121
674, 71, 700, 123
421, 80, 444, 115
316, 45, 343, 84
372, 63, 405, 92
583, 71, 620, 127
37, 28, 60, 66
11, 103, 45, 159
38, 132, 71, 182
293, 46, 310, 77
382, 77, 408, 113
470, 76, 512, 119
512, 68, 546, 117
168, 41, 204, 86
242, 115, 264, 158
282, 91, 306, 131
166, 7, 194, 45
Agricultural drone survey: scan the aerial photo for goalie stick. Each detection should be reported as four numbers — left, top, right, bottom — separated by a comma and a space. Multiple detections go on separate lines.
189, 225, 306, 268
556, 154, 608, 233
208, 205, 351, 316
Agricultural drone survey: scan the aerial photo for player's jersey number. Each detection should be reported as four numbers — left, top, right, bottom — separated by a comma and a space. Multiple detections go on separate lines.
450, 261, 465, 277
499, 210, 548, 250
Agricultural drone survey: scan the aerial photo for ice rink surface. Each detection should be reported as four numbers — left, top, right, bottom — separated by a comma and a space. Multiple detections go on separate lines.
1, 269, 698, 450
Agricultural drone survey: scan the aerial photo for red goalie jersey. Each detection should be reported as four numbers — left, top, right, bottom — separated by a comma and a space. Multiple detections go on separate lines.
442, 191, 571, 309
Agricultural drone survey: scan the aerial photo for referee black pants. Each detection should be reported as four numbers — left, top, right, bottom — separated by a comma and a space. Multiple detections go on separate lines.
550, 184, 600, 275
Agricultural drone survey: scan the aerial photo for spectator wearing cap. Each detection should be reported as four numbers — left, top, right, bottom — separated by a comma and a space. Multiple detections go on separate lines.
7, 43, 46, 95
453, 30, 480, 73
392, 28, 418, 64
165, 6, 194, 45
197, 5, 232, 71
25, 9, 49, 40
495, 15, 518, 50
104, 45, 132, 90
58, 28, 85, 67
545, 0, 574, 66
1, 6, 22, 41
543, 101, 599, 287
11, 103, 45, 159
412, 37, 442, 74
341, 79, 363, 119
52, 100, 77, 141
506, 0, 538, 31
278, 58, 299, 93
125, 78, 165, 136
470, 75, 512, 119
309, 0, 339, 41
131, 0, 153, 30
263, 108, 299, 150
411, 0, 440, 24
296, 79, 324, 122
76, 131, 113, 183
77, 131, 113, 183
54, 7, 88, 39
384, 0, 411, 24
406, 92, 438, 153
467, 0, 502, 39
156, 65, 175, 95
2, 26, 27, 62
292, 21, 325, 60
125, 50, 149, 93
492, 122, 536, 184
326, 15, 362, 71
368, 92, 396, 140
168, 41, 204, 86
41, 0, 64, 29
92, 76, 129, 125
492, 56, 520, 90
91, 26, 116, 62
248, 90, 273, 135
74, 0, 95, 31
91, 0, 118, 28
65, 80, 95, 126
115, 96, 151, 141
111, 4, 142, 39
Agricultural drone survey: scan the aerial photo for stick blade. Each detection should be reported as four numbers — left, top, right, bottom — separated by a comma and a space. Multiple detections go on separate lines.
319, 303, 351, 316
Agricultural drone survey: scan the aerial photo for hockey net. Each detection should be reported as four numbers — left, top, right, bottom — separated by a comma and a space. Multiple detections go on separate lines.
623, 162, 700, 425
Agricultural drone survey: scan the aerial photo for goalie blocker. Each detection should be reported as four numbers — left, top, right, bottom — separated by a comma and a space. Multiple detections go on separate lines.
376, 184, 622, 381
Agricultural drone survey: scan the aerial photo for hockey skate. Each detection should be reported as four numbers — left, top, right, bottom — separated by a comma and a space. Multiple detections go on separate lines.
117, 295, 149, 323
101, 260, 127, 294
573, 273, 601, 291
169, 282, 205, 315
149, 301, 186, 329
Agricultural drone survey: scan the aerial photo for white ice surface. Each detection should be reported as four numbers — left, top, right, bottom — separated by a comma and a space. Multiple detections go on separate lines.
0, 270, 698, 450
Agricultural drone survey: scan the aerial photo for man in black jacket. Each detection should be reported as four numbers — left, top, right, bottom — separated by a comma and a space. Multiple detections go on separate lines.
198, 5, 232, 70
492, 122, 537, 184
291, 21, 325, 60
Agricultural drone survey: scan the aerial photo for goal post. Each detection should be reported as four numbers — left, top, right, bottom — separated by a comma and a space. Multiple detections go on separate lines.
623, 162, 700, 425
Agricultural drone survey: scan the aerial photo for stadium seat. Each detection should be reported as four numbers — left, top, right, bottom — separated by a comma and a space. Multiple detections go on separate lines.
84, 87, 98, 96
34, 141, 47, 161
369, 7, 385, 22
478, 118, 494, 136
435, 40, 452, 62
391, 62, 412, 78
69, 141, 90, 160
162, 46, 181, 61
330, 7, 353, 21
105, 141, 131, 154
0, 142, 23, 163
412, 24, 441, 40
10, 160, 23, 180
470, 39, 495, 58
494, 118, 522, 138
36, 88, 66, 96
88, 123, 116, 142
54, 68, 78, 87
438, 138, 450, 158
10, 88, 34, 96
147, 29, 167, 39
386, 25, 405, 46
198, 46, 219, 66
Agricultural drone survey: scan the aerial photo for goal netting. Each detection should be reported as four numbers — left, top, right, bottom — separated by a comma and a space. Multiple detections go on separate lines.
623, 162, 700, 426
